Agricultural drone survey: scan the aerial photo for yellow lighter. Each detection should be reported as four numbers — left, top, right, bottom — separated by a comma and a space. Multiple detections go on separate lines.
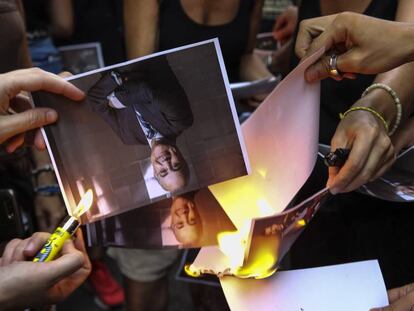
33, 190, 93, 263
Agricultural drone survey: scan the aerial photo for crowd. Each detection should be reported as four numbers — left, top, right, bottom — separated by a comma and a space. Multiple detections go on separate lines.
1, 0, 414, 311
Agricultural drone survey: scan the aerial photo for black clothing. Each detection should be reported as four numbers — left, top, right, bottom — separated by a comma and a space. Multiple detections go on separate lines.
88, 58, 193, 145
23, 0, 49, 33
158, 0, 254, 82
56, 0, 126, 65
291, 0, 398, 144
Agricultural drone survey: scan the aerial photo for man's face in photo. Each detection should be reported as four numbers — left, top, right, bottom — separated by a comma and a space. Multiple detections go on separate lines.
170, 195, 202, 246
151, 141, 189, 192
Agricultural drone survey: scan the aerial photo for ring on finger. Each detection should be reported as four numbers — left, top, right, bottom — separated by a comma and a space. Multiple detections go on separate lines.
328, 54, 343, 79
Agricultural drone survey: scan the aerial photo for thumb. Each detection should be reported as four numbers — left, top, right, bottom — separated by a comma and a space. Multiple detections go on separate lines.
326, 132, 349, 192
370, 290, 414, 311
41, 250, 84, 286
0, 108, 57, 143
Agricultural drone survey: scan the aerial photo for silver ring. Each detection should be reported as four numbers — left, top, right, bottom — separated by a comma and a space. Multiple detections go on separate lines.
329, 54, 343, 79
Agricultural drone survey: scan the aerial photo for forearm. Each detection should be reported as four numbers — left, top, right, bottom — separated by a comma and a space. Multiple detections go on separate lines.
270, 38, 293, 77
123, 0, 158, 59
239, 53, 273, 81
31, 148, 56, 187
49, 0, 74, 39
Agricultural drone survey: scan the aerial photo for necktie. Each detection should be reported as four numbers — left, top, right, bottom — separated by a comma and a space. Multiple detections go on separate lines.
135, 112, 157, 140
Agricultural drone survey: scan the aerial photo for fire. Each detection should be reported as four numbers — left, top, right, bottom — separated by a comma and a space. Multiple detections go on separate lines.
72, 189, 94, 218
184, 167, 283, 280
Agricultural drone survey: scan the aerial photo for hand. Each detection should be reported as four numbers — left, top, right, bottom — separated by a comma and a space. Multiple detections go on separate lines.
0, 68, 84, 153
272, 5, 298, 45
391, 117, 414, 155
0, 230, 91, 310
35, 195, 66, 232
371, 283, 414, 311
328, 110, 395, 194
294, 12, 414, 82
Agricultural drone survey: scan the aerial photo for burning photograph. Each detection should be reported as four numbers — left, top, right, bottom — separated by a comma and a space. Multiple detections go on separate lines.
86, 188, 236, 249
246, 189, 330, 272
33, 40, 248, 223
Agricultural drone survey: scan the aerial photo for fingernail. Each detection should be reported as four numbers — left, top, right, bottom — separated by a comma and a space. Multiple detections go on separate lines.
25, 241, 35, 252
329, 187, 338, 195
46, 110, 58, 123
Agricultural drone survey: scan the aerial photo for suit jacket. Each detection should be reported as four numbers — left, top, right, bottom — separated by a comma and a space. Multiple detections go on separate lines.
87, 59, 194, 145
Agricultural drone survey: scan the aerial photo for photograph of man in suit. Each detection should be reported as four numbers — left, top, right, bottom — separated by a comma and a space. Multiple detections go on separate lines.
87, 57, 194, 193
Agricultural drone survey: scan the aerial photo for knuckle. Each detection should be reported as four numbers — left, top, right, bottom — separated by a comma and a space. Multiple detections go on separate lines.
26, 110, 42, 127
347, 159, 363, 174
30, 67, 44, 75
6, 238, 22, 250
298, 19, 308, 30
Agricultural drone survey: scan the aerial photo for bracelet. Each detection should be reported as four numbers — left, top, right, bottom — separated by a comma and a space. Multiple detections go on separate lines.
339, 106, 389, 133
362, 83, 402, 136
34, 184, 60, 196
31, 164, 54, 176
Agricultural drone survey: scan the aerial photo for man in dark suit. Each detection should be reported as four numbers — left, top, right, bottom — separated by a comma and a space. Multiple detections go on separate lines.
87, 58, 193, 193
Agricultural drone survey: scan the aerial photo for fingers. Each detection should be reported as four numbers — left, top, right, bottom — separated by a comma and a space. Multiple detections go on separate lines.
371, 290, 414, 311
343, 135, 392, 192
34, 129, 47, 150
370, 144, 396, 181
388, 283, 414, 304
1, 68, 84, 102
295, 19, 326, 59
328, 134, 373, 194
304, 54, 337, 83
0, 108, 58, 144
0, 238, 23, 266
5, 133, 25, 153
58, 71, 73, 78
24, 232, 51, 257
42, 240, 84, 285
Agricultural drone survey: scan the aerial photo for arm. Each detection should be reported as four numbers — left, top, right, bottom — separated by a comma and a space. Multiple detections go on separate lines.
239, 0, 273, 81
123, 0, 159, 59
49, 0, 74, 39
16, 0, 32, 68
327, 0, 414, 194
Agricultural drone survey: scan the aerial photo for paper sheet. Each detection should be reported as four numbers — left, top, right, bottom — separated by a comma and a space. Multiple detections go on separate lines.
209, 49, 324, 229
221, 260, 389, 311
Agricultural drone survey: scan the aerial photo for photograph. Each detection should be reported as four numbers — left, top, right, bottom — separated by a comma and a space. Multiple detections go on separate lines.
33, 39, 249, 223
58, 42, 105, 74
248, 188, 330, 268
86, 187, 236, 249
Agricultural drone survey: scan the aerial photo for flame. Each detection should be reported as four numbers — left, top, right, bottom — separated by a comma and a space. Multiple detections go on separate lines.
72, 190, 94, 218
214, 218, 278, 279
217, 226, 248, 269
187, 167, 283, 280
297, 219, 306, 227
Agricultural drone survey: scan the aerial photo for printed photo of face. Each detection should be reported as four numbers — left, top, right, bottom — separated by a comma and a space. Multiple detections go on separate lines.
170, 195, 203, 246
151, 140, 190, 193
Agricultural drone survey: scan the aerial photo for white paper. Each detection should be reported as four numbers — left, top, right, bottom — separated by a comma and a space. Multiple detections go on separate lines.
209, 48, 324, 230
221, 260, 389, 311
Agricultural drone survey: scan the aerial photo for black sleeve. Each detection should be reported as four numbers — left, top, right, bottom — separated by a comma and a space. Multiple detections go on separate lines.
88, 73, 144, 145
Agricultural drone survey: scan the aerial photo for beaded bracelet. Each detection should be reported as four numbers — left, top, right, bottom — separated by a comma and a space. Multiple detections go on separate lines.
339, 106, 389, 134
361, 83, 402, 136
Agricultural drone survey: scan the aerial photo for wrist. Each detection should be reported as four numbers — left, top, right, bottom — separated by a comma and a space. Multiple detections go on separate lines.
353, 90, 396, 127
401, 25, 414, 64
